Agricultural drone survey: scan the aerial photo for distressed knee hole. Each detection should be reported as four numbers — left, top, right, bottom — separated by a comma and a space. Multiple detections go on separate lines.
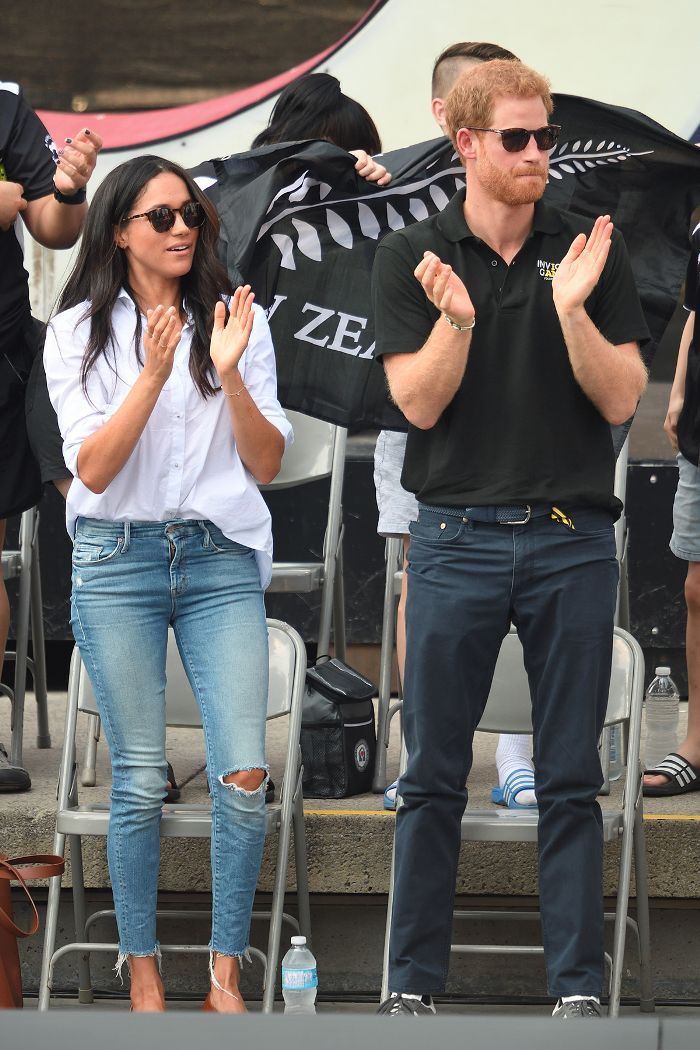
220, 767, 267, 794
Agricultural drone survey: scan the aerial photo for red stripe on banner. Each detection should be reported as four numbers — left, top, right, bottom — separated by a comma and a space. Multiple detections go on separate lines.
36, 1, 389, 152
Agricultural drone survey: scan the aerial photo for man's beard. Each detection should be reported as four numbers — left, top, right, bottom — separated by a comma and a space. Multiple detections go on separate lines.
474, 153, 548, 205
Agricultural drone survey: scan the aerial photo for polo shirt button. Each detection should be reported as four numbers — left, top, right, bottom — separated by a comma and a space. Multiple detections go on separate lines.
491, 260, 498, 267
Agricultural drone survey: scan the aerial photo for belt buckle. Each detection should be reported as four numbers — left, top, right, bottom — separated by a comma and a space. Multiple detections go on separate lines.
500, 505, 531, 525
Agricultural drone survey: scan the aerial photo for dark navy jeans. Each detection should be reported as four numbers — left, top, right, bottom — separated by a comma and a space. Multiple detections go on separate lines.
389, 504, 619, 998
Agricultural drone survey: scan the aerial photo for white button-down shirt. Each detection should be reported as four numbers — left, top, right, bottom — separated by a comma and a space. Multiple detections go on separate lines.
44, 289, 292, 588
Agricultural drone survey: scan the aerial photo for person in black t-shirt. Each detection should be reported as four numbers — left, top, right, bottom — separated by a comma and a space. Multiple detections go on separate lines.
0, 81, 102, 790
373, 60, 649, 1020
644, 221, 700, 797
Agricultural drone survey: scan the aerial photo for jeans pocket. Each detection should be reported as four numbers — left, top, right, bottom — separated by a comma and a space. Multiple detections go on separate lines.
203, 523, 253, 556
409, 513, 466, 544
560, 509, 616, 538
72, 531, 126, 565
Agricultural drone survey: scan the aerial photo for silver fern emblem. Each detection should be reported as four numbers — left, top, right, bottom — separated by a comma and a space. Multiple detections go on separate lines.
254, 154, 464, 270
549, 138, 653, 179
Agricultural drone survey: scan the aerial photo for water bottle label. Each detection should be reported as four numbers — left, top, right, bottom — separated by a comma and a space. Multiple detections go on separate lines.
282, 967, 318, 990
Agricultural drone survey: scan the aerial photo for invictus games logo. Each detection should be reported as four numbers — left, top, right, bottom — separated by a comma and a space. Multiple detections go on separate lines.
354, 739, 370, 772
538, 259, 559, 281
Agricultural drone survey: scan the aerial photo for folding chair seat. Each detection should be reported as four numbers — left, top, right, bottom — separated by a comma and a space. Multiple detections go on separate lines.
38, 618, 309, 1012
81, 410, 347, 787
381, 626, 654, 1016
0, 505, 51, 767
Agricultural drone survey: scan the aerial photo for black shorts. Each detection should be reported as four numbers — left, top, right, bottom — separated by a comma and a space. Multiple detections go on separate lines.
25, 343, 72, 488
0, 321, 43, 519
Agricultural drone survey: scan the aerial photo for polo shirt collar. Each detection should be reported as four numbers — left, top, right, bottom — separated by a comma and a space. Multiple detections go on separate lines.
436, 188, 564, 243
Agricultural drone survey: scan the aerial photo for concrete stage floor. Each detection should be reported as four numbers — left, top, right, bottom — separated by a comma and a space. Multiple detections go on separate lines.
3, 686, 700, 1009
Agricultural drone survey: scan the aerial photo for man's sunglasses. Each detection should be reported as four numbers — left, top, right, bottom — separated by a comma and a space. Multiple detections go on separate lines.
465, 124, 561, 153
122, 200, 206, 233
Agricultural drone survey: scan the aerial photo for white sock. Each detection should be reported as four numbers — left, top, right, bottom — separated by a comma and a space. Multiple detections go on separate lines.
561, 995, 601, 1005
496, 734, 536, 806
391, 992, 424, 1001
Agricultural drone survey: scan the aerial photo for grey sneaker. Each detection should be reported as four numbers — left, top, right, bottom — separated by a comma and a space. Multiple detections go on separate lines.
0, 743, 31, 792
552, 998, 603, 1018
377, 993, 436, 1016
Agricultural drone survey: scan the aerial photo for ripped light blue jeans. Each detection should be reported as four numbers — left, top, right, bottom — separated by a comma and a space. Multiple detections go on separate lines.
70, 517, 269, 963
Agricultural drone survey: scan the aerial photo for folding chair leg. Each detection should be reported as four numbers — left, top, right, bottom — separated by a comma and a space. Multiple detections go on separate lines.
8, 515, 33, 768
609, 809, 636, 1015
30, 541, 51, 749
262, 794, 296, 1013
381, 824, 397, 1003
373, 537, 400, 794
381, 735, 407, 1002
81, 714, 101, 787
633, 805, 655, 1012
332, 543, 347, 663
69, 835, 94, 1003
292, 791, 312, 944
38, 831, 66, 1011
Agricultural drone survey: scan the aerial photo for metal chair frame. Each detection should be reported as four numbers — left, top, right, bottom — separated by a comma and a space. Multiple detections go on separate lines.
38, 618, 309, 1013
1, 506, 51, 767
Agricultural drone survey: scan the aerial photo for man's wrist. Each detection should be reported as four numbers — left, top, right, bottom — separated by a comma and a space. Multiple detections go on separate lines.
443, 312, 475, 332
53, 185, 87, 205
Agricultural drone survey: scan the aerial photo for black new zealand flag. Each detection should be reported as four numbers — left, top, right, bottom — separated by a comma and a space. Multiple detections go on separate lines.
192, 95, 700, 430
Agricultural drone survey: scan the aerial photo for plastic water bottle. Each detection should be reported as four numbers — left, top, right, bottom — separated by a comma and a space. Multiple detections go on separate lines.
644, 667, 680, 770
282, 935, 317, 1014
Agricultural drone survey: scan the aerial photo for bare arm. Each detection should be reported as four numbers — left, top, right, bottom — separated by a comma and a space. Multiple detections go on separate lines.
383, 251, 476, 429
211, 289, 285, 484
552, 216, 647, 426
77, 306, 181, 493
664, 310, 695, 450
22, 129, 102, 249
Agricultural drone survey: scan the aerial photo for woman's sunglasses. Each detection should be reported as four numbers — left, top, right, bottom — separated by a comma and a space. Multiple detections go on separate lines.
123, 200, 206, 233
465, 125, 561, 153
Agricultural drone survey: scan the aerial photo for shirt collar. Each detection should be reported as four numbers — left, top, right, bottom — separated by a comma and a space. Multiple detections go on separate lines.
436, 188, 564, 243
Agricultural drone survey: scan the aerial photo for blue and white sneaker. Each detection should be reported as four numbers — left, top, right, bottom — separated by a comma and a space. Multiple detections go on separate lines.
383, 779, 398, 810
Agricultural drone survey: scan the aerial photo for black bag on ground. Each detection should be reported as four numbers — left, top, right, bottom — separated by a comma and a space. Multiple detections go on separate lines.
300, 658, 376, 798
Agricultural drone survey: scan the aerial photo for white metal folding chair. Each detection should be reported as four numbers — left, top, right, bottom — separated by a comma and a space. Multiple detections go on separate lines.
81, 410, 347, 787
1, 505, 51, 767
373, 437, 633, 793
38, 618, 309, 1013
262, 410, 347, 661
381, 626, 654, 1016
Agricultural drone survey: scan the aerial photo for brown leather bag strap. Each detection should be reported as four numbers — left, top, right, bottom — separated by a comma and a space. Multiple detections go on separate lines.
0, 859, 40, 939
0, 855, 65, 883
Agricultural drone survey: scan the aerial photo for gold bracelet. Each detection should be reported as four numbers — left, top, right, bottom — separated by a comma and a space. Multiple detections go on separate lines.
443, 312, 475, 332
223, 385, 246, 397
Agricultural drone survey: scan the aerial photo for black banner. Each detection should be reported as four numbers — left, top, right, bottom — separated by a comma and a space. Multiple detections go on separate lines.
193, 95, 700, 429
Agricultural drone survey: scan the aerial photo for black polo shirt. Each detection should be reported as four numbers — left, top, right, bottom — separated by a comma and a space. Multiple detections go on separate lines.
676, 221, 700, 465
0, 84, 57, 356
372, 189, 650, 514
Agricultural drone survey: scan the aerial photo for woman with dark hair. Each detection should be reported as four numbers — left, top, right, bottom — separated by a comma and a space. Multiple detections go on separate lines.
44, 154, 291, 1013
252, 72, 390, 185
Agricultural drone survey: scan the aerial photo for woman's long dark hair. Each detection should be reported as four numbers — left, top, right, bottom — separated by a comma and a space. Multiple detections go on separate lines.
251, 73, 382, 154
58, 155, 233, 399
